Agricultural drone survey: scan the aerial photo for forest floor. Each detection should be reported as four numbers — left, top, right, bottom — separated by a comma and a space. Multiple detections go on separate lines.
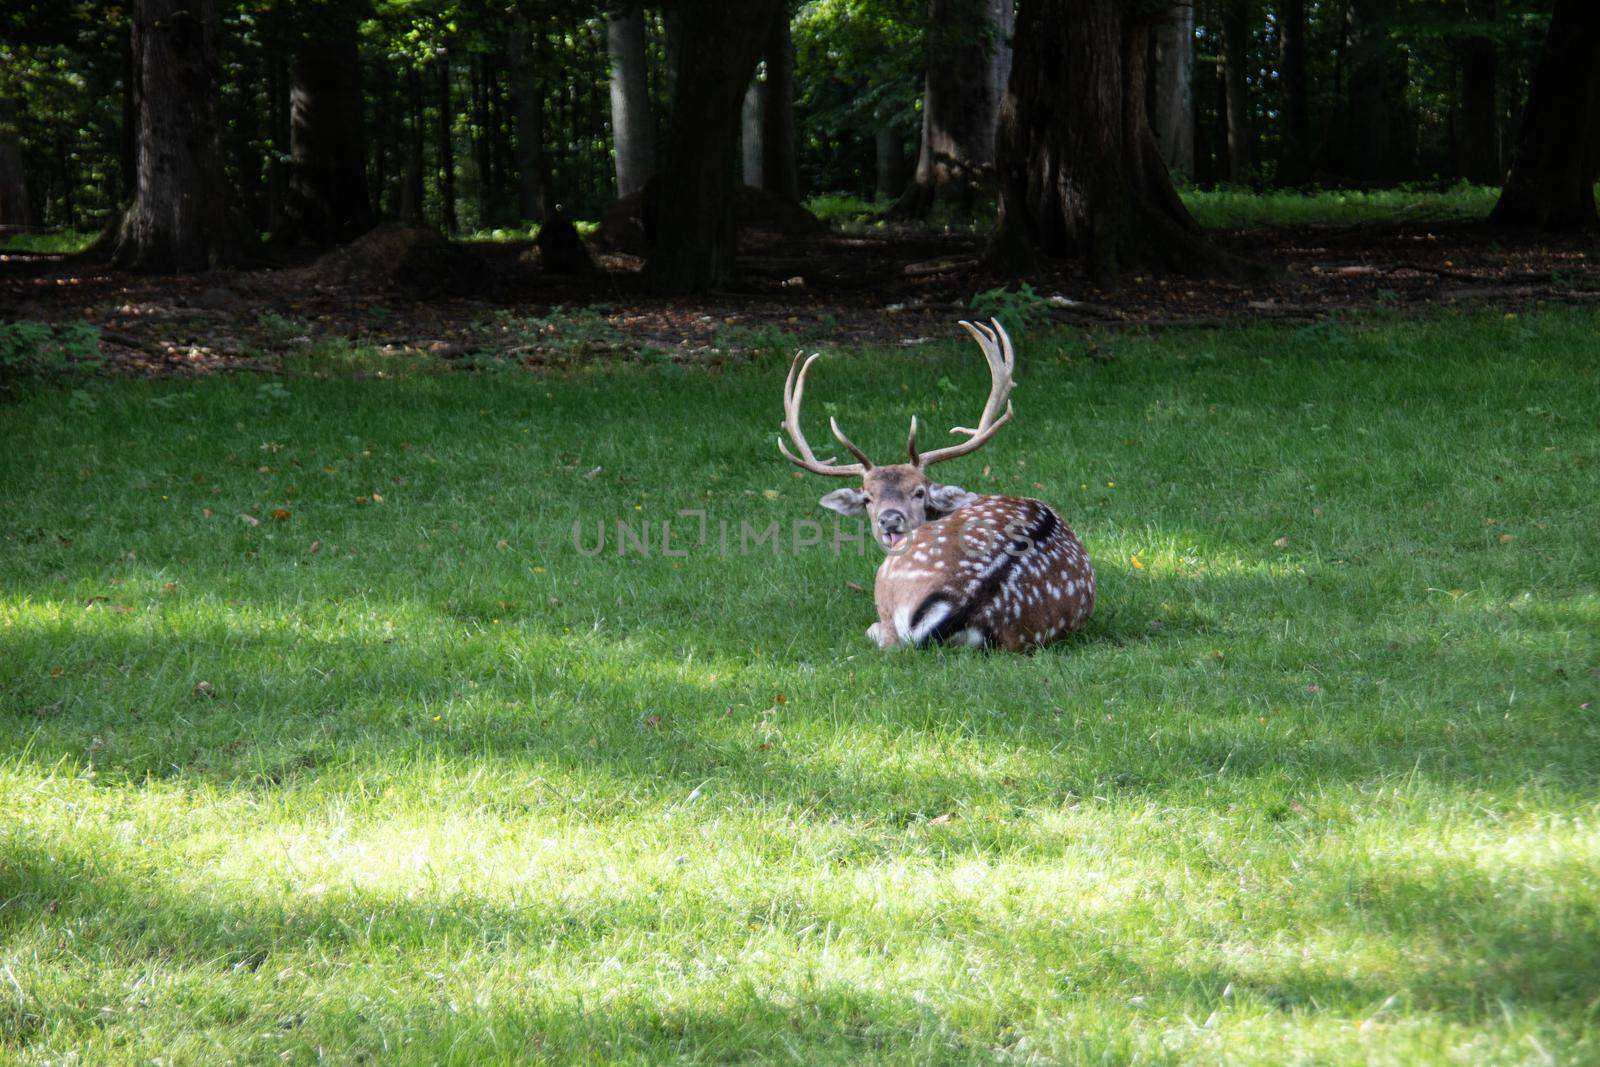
2, 217, 1598, 377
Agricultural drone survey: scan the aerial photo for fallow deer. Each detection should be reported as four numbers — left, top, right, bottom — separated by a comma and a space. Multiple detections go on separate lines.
779, 319, 1095, 651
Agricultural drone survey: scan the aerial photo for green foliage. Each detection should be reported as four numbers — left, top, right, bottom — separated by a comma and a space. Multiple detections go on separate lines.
968, 282, 1051, 339
1, 311, 1598, 1061
0, 319, 101, 393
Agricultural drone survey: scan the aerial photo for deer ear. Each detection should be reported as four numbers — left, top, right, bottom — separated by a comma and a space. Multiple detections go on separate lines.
925, 482, 977, 517
819, 487, 869, 515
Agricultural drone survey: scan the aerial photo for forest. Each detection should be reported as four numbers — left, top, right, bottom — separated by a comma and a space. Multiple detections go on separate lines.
0, 0, 1591, 293
3, 3, 1600, 1065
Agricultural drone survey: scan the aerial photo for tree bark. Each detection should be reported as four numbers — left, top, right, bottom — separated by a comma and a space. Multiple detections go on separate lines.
643, 0, 781, 294
401, 66, 425, 221
507, 19, 547, 223
1220, 0, 1252, 182
0, 97, 29, 230
112, 0, 244, 271
987, 0, 1227, 288
893, 0, 1007, 216
761, 5, 800, 202
1459, 0, 1499, 185
1490, 0, 1600, 230
607, 1, 655, 199
741, 79, 764, 187
1345, 0, 1394, 180
1276, 0, 1311, 185
283, 25, 374, 244
876, 124, 907, 199
1149, 2, 1194, 178
437, 56, 457, 234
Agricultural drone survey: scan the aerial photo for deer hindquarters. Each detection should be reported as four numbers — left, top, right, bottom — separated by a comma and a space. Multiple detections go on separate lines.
874, 496, 1094, 651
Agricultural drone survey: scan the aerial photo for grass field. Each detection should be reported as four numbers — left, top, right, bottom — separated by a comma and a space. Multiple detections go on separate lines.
3, 310, 1598, 1063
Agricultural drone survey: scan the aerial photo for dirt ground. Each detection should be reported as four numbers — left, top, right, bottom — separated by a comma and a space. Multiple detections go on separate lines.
2, 220, 1596, 377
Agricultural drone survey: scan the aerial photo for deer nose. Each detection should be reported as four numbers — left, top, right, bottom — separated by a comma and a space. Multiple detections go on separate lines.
878, 509, 906, 533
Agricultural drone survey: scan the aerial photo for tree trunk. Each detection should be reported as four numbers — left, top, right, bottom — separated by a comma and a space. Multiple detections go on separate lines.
987, 0, 1227, 288
264, 56, 288, 233
1490, 0, 1600, 230
1345, 0, 1394, 180
741, 79, 764, 187
607, 1, 655, 199
0, 97, 29, 229
1220, 0, 1252, 182
401, 66, 425, 221
876, 124, 906, 199
761, 5, 799, 202
437, 57, 457, 234
1276, 0, 1311, 185
508, 20, 547, 223
1459, 0, 1499, 185
283, 26, 374, 244
893, 0, 1007, 216
111, 0, 243, 271
1149, 2, 1194, 178
643, 0, 782, 294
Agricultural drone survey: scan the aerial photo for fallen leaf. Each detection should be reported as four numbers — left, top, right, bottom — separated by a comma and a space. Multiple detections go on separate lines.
641, 714, 661, 730
239, 513, 260, 527
1273, 536, 1289, 548
846, 581, 865, 593
194, 680, 218, 699
495, 539, 510, 550
762, 489, 780, 499
1130, 554, 1145, 570
271, 508, 291, 522
1307, 684, 1324, 695
354, 496, 369, 506
201, 508, 214, 519
928, 812, 956, 826
371, 493, 385, 504
162, 581, 178, 593
309, 540, 322, 554
1499, 533, 1515, 543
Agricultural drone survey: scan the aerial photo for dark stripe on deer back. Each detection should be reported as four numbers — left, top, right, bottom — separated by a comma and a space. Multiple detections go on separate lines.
921, 506, 1059, 647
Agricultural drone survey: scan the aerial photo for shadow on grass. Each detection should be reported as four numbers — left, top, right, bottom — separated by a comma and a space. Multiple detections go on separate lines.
3, 555, 1596, 825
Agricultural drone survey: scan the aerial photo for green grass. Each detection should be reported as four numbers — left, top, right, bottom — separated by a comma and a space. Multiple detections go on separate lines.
3, 310, 1598, 1063
1179, 184, 1504, 229
0, 229, 96, 255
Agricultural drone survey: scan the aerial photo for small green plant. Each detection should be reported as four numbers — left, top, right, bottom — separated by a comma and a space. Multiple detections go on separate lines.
711, 322, 803, 360
969, 282, 1052, 339
468, 306, 627, 367
256, 312, 311, 351
0, 319, 103, 394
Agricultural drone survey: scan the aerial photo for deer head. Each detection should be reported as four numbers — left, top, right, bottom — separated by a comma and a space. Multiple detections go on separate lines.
779, 319, 1016, 551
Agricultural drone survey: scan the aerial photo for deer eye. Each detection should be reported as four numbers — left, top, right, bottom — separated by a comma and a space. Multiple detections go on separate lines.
913, 488, 925, 498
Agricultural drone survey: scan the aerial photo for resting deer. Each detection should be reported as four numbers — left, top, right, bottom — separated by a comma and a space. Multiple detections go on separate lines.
779, 319, 1094, 651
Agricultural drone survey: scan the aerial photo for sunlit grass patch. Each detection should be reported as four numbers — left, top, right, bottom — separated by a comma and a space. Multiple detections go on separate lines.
0, 229, 96, 255
1181, 183, 1505, 229
2, 309, 1598, 1062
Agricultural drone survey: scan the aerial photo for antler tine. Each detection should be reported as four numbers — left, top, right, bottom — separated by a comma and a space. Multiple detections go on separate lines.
905, 415, 920, 467
778, 349, 870, 477
829, 417, 874, 468
917, 319, 1018, 468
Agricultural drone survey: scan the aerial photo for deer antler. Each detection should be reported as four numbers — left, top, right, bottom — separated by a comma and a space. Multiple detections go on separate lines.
778, 350, 873, 477
916, 319, 1016, 468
